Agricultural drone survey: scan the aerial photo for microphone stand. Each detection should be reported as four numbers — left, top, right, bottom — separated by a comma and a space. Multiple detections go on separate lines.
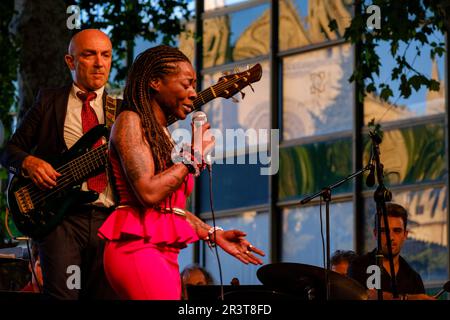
369, 131, 397, 300
300, 162, 373, 300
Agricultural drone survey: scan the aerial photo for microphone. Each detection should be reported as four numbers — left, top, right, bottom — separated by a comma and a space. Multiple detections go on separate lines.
433, 280, 450, 299
366, 163, 375, 187
191, 111, 212, 166
366, 131, 382, 187
192, 110, 208, 128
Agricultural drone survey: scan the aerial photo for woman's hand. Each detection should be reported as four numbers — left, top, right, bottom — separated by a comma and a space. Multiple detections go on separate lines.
212, 229, 265, 265
191, 121, 215, 162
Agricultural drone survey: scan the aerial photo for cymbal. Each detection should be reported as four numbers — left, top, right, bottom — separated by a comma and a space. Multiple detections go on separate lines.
257, 263, 368, 300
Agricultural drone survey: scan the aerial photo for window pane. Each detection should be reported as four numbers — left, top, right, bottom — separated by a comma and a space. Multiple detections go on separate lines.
205, 0, 250, 11
279, 137, 353, 201
201, 211, 270, 285
363, 187, 448, 282
281, 202, 354, 267
202, 60, 270, 154
203, 4, 270, 68
178, 21, 196, 66
179, 243, 195, 272
283, 44, 353, 140
364, 32, 445, 124
363, 122, 446, 187
198, 152, 269, 213
279, 0, 352, 51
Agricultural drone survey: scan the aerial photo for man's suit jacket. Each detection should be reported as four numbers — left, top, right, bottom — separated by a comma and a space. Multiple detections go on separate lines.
1, 84, 121, 175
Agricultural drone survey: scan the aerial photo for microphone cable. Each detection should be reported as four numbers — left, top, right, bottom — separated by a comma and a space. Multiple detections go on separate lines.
319, 196, 329, 300
206, 165, 225, 301
192, 110, 224, 299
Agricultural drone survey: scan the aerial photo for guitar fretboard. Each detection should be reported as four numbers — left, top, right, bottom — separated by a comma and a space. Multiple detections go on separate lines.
15, 143, 108, 214
68, 144, 108, 183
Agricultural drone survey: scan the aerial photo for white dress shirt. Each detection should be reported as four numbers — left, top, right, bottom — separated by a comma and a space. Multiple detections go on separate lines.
63, 84, 114, 208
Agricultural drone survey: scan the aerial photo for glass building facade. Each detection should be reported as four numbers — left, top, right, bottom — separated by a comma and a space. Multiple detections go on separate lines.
177, 0, 449, 292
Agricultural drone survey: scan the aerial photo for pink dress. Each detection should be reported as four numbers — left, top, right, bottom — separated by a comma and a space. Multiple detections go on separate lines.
98, 148, 199, 300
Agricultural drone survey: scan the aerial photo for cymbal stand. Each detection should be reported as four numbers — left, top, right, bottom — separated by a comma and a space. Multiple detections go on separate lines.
369, 131, 397, 300
300, 163, 372, 300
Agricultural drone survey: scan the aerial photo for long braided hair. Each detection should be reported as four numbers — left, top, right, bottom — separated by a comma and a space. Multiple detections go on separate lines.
123, 45, 191, 174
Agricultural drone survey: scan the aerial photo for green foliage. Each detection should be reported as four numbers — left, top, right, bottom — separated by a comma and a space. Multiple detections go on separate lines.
330, 0, 448, 102
0, 0, 18, 244
363, 122, 446, 187
401, 123, 445, 184
279, 138, 353, 200
0, 0, 17, 141
75, 0, 193, 84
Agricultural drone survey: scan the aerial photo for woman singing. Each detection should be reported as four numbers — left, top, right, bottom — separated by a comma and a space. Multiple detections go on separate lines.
98, 45, 264, 300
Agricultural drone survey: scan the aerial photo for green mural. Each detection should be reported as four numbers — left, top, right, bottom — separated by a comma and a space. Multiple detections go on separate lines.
363, 122, 446, 188
279, 138, 353, 201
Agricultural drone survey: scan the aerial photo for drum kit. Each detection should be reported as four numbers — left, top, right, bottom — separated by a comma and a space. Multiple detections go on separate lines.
219, 262, 368, 301
186, 262, 368, 301
254, 262, 368, 300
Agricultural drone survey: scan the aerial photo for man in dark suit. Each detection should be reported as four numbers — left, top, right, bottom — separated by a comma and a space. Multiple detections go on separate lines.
1, 29, 119, 299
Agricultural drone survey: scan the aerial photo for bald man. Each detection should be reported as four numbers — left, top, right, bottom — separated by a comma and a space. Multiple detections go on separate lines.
1, 29, 121, 299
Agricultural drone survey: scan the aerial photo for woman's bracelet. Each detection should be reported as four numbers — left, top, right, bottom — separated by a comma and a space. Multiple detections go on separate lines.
171, 143, 206, 177
205, 226, 224, 247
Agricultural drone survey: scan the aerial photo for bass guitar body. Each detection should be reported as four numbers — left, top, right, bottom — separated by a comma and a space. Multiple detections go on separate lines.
7, 125, 107, 238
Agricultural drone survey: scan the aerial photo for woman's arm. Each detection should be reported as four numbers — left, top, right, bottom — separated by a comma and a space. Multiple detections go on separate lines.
111, 110, 190, 206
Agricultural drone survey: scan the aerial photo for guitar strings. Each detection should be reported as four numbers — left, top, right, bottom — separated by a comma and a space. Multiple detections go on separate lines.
167, 68, 258, 124
18, 70, 257, 208
20, 146, 108, 205
21, 144, 107, 198
167, 68, 256, 124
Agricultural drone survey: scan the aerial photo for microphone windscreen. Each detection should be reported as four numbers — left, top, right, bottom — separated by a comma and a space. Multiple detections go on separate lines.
192, 111, 207, 127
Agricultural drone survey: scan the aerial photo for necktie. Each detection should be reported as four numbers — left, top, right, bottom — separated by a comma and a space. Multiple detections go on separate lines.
76, 91, 106, 193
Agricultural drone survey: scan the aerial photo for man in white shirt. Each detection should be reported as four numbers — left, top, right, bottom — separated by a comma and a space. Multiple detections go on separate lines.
1, 29, 120, 299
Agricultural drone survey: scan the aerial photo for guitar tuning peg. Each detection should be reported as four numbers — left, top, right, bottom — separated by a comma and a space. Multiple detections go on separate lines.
240, 91, 245, 100
231, 96, 239, 103
248, 83, 255, 92
246, 64, 250, 70
222, 70, 230, 76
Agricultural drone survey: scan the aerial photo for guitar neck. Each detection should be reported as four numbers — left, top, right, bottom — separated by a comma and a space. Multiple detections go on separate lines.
167, 85, 219, 126
60, 144, 108, 185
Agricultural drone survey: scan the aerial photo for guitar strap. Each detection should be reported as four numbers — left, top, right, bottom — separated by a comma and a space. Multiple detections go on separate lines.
105, 95, 118, 129
104, 95, 123, 207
